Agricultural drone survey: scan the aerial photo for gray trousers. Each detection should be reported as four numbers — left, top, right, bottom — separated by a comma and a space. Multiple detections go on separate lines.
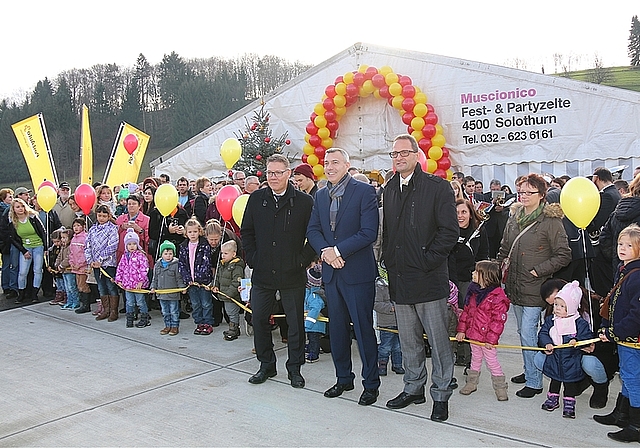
395, 298, 454, 402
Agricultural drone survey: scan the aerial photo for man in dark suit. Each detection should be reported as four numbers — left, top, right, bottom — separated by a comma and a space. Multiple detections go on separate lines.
382, 134, 459, 422
589, 167, 622, 296
307, 147, 380, 406
241, 154, 314, 389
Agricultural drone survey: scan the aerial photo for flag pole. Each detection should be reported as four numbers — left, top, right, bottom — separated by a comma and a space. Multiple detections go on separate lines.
103, 122, 125, 185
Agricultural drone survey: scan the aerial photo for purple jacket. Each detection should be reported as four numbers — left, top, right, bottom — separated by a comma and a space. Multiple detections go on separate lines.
178, 237, 213, 285
115, 249, 150, 290
84, 221, 119, 267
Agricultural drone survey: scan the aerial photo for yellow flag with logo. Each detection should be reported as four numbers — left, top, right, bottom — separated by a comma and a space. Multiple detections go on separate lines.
11, 114, 58, 190
103, 122, 150, 187
80, 105, 93, 184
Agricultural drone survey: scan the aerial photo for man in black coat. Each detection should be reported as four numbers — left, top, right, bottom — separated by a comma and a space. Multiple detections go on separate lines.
241, 154, 315, 389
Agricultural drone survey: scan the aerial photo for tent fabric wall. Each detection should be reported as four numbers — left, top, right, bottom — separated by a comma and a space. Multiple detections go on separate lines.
151, 43, 640, 187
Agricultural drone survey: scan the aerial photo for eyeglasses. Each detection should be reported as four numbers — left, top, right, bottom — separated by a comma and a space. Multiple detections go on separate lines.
519, 191, 539, 196
266, 170, 289, 178
389, 150, 418, 158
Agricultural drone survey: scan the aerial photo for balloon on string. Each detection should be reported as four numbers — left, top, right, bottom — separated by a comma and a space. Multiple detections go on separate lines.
39, 180, 56, 191
123, 134, 139, 155
154, 184, 179, 217
216, 185, 240, 222
560, 177, 601, 229
220, 138, 242, 169
74, 183, 96, 215
128, 182, 138, 194
232, 194, 250, 226
37, 186, 57, 212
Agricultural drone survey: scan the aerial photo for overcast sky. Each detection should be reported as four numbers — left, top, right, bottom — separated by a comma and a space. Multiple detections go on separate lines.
1, 0, 637, 101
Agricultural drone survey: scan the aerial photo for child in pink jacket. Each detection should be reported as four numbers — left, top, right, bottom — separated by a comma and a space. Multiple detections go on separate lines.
456, 260, 510, 401
115, 228, 150, 328
69, 218, 92, 314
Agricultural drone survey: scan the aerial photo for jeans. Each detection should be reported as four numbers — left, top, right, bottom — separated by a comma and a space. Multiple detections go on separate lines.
55, 276, 66, 292
63, 273, 79, 307
125, 291, 148, 314
188, 285, 213, 325
513, 305, 543, 389
94, 266, 118, 296
618, 345, 640, 407
534, 352, 608, 385
160, 300, 180, 328
223, 300, 241, 325
2, 246, 19, 292
378, 327, 403, 368
18, 245, 44, 289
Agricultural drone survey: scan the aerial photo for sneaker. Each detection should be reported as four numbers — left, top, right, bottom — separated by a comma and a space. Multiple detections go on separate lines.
200, 324, 213, 335
193, 324, 204, 335
306, 353, 319, 363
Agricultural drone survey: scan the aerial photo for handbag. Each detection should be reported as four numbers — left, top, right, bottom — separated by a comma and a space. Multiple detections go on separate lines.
500, 222, 536, 284
599, 268, 640, 320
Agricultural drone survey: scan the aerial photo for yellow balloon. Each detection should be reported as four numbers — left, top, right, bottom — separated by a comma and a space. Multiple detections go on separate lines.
335, 82, 347, 96
385, 72, 399, 86
432, 134, 446, 147
314, 115, 327, 128
362, 80, 375, 94
37, 186, 57, 212
391, 96, 404, 110
426, 159, 437, 173
446, 169, 454, 181
357, 65, 368, 73
154, 184, 179, 217
411, 130, 424, 142
560, 177, 601, 229
333, 95, 346, 108
428, 146, 443, 160
359, 86, 372, 98
335, 106, 347, 116
388, 82, 402, 97
220, 138, 242, 169
343, 71, 355, 84
232, 194, 250, 227
373, 90, 382, 99
435, 124, 444, 134
314, 103, 326, 116
413, 103, 428, 117
307, 154, 319, 166
379, 66, 393, 76
313, 164, 325, 177
411, 116, 425, 131
304, 134, 311, 143
414, 92, 427, 104
317, 127, 330, 139
303, 144, 315, 155
322, 137, 333, 148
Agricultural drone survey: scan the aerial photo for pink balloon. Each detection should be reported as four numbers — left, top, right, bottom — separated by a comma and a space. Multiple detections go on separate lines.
74, 183, 96, 215
39, 180, 56, 191
123, 134, 139, 155
216, 185, 240, 222
418, 149, 428, 172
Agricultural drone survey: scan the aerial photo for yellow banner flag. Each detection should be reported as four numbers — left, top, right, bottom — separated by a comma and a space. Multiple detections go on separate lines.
80, 105, 93, 184
11, 114, 58, 191
103, 122, 150, 187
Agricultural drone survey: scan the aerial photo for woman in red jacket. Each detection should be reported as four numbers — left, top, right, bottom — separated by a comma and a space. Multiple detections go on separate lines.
456, 260, 511, 400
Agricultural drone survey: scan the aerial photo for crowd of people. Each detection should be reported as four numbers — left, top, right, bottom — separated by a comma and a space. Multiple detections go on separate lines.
2, 135, 640, 442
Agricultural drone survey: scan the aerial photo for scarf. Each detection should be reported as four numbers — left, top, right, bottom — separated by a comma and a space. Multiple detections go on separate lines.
516, 203, 544, 230
465, 282, 498, 306
328, 173, 350, 231
549, 314, 579, 345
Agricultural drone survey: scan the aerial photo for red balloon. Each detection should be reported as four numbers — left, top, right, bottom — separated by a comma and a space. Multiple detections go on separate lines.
74, 183, 96, 215
310, 112, 318, 122
402, 98, 416, 112
402, 112, 414, 126
407, 127, 414, 134
418, 138, 432, 152
39, 180, 56, 191
325, 85, 337, 98
314, 146, 326, 157
424, 112, 439, 125
345, 96, 357, 107
402, 85, 416, 98
301, 154, 308, 163
123, 134, 138, 155
426, 104, 435, 113
365, 66, 378, 80
422, 124, 437, 139
306, 122, 319, 135
417, 149, 428, 172
324, 110, 337, 122
346, 84, 358, 97
441, 147, 450, 157
387, 97, 394, 107
398, 75, 412, 87
309, 135, 322, 147
378, 85, 391, 99
216, 185, 240, 222
323, 97, 335, 111
371, 74, 385, 88
434, 168, 447, 179
437, 156, 451, 171
327, 121, 339, 133
334, 76, 344, 84
353, 72, 365, 87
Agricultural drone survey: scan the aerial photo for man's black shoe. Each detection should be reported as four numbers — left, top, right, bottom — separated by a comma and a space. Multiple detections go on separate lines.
358, 388, 379, 406
288, 372, 305, 389
431, 401, 449, 422
324, 382, 354, 398
386, 391, 426, 409
248, 368, 277, 384
511, 373, 526, 384
516, 386, 543, 398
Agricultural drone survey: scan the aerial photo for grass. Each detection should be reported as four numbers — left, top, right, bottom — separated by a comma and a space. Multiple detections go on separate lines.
559, 65, 640, 92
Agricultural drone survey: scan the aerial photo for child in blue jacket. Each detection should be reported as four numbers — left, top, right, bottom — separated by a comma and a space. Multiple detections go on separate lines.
304, 260, 325, 362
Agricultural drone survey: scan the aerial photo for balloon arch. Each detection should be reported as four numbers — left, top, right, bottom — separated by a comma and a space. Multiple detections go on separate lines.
302, 65, 452, 180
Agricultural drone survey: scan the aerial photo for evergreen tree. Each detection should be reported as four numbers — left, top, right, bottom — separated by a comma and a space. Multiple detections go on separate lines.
630, 15, 640, 67
234, 104, 290, 180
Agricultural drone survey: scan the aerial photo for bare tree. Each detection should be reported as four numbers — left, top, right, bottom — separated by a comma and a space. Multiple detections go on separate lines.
588, 54, 613, 84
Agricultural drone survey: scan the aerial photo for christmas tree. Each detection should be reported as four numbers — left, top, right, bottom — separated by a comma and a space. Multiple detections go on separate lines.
234, 103, 291, 181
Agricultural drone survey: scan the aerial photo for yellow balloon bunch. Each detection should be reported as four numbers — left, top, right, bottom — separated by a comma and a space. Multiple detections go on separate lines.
220, 138, 242, 169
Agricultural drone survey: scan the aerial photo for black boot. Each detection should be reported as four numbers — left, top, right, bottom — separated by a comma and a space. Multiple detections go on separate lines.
135, 313, 151, 328
594, 393, 630, 428
31, 287, 39, 303
126, 312, 135, 328
75, 292, 92, 314
590, 380, 610, 409
15, 289, 26, 304
609, 406, 640, 443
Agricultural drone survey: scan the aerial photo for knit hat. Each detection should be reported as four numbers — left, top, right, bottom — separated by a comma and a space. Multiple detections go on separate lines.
123, 228, 140, 249
556, 280, 582, 316
159, 240, 176, 256
306, 264, 322, 288
118, 188, 130, 200
294, 163, 315, 181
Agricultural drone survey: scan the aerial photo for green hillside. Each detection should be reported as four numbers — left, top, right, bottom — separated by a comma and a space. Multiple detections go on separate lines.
560, 66, 640, 92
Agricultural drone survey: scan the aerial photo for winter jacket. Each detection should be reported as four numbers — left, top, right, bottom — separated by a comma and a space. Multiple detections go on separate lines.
114, 249, 150, 290
599, 196, 640, 266
374, 277, 398, 329
69, 231, 88, 274
7, 214, 47, 254
148, 206, 189, 248
150, 258, 185, 301
456, 285, 510, 345
115, 213, 150, 263
55, 245, 72, 273
497, 203, 571, 307
84, 221, 119, 268
538, 314, 592, 383
600, 259, 640, 343
241, 183, 315, 290
304, 286, 326, 334
448, 224, 489, 285
191, 191, 210, 227
214, 257, 245, 302
178, 237, 213, 285
382, 163, 459, 304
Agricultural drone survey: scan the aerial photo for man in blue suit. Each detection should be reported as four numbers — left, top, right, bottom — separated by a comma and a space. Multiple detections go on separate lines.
307, 147, 380, 406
